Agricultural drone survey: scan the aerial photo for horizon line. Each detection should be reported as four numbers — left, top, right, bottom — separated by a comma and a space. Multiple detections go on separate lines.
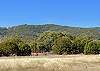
0, 23, 100, 28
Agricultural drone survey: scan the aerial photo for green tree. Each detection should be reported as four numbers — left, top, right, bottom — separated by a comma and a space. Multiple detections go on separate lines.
36, 32, 58, 52
18, 43, 31, 56
84, 40, 100, 54
74, 34, 93, 54
52, 36, 73, 54
30, 42, 38, 52
0, 40, 18, 56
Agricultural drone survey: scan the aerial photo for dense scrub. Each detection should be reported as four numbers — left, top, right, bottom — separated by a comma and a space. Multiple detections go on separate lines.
0, 37, 31, 56
0, 32, 100, 56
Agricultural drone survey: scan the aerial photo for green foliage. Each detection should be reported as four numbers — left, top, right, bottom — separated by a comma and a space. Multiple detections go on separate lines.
30, 42, 37, 52
0, 26, 100, 56
18, 43, 31, 56
31, 32, 100, 55
0, 24, 100, 41
74, 34, 93, 53
0, 40, 18, 56
52, 36, 72, 54
84, 40, 100, 54
0, 37, 31, 56
36, 32, 58, 52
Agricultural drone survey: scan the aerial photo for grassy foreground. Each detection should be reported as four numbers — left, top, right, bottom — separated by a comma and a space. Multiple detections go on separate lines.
0, 55, 100, 71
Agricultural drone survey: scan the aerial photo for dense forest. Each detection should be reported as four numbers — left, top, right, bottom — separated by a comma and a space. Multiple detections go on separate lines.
0, 24, 100, 56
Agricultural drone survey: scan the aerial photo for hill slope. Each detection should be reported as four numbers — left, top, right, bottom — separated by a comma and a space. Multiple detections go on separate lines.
0, 24, 100, 39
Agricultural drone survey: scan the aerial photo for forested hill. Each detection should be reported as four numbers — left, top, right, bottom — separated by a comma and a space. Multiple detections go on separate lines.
0, 27, 8, 37
0, 24, 100, 56
0, 24, 100, 39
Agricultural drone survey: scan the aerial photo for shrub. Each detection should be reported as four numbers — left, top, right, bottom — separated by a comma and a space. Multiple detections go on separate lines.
84, 40, 100, 54
18, 43, 31, 56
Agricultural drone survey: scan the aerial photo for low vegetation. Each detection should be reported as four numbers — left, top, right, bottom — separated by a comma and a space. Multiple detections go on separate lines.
0, 31, 100, 56
0, 55, 100, 71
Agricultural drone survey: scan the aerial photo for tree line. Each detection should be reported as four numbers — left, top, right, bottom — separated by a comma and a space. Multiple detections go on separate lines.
0, 32, 100, 56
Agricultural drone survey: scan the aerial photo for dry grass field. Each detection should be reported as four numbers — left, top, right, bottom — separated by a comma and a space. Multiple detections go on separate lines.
0, 55, 100, 71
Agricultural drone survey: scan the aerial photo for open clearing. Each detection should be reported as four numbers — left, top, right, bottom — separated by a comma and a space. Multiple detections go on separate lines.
0, 55, 100, 71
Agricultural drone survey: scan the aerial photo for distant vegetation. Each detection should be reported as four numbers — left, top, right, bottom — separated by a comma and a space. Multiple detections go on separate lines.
0, 24, 100, 56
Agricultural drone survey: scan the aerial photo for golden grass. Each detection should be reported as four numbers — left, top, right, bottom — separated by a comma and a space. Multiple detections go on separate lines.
0, 55, 100, 71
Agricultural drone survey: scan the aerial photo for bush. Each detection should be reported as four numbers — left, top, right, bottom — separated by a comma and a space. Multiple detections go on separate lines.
0, 38, 31, 56
18, 43, 31, 56
84, 40, 100, 54
0, 41, 18, 56
52, 36, 73, 54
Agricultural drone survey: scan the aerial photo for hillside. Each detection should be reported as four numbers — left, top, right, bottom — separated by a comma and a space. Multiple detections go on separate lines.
0, 24, 100, 39
0, 27, 8, 38
0, 24, 100, 56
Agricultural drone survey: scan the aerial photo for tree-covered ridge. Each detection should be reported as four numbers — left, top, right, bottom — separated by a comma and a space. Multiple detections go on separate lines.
0, 27, 8, 37
0, 24, 100, 56
0, 24, 99, 44
0, 24, 100, 39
